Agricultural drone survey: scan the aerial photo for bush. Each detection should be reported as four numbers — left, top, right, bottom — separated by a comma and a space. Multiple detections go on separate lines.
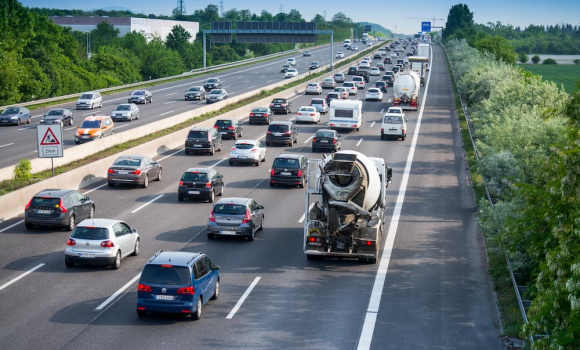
517, 51, 528, 64
14, 158, 32, 181
542, 58, 557, 65
531, 55, 540, 64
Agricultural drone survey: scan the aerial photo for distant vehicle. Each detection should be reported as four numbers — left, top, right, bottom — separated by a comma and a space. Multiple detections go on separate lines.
40, 108, 73, 126
185, 86, 206, 101
383, 75, 395, 87
365, 88, 384, 102
303, 50, 312, 56
269, 98, 291, 114
344, 39, 351, 47
206, 89, 228, 104
336, 52, 345, 58
184, 127, 223, 155
24, 189, 95, 231
328, 99, 363, 131
333, 73, 346, 83
207, 197, 265, 241
384, 57, 392, 64
321, 78, 336, 89
214, 118, 243, 140
281, 64, 291, 73
325, 92, 343, 104
352, 76, 366, 90
351, 45, 359, 51
310, 98, 328, 115
128, 90, 153, 104
178, 167, 224, 202
107, 155, 162, 188
270, 153, 308, 188
76, 91, 102, 110
392, 71, 420, 111
287, 58, 296, 66
358, 61, 371, 69
75, 115, 114, 144
342, 82, 357, 95
285, 69, 299, 78
333, 87, 349, 99
296, 106, 321, 124
204, 78, 222, 91
229, 139, 267, 166
375, 62, 385, 71
312, 129, 341, 152
347, 66, 358, 75
305, 82, 322, 95
266, 121, 298, 147
369, 67, 381, 76
374, 81, 388, 93
111, 103, 139, 122
374, 53, 382, 59
249, 107, 273, 125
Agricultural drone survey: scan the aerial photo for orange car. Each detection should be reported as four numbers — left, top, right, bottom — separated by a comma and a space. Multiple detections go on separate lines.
75, 115, 115, 144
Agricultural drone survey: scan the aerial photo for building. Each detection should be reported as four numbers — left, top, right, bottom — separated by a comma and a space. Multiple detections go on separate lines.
51, 16, 199, 42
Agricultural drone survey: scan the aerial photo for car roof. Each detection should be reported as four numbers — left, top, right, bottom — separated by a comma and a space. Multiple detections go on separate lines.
216, 118, 236, 122
82, 115, 109, 121
189, 126, 212, 131
115, 155, 146, 161
235, 139, 260, 145
184, 167, 212, 173
215, 197, 251, 205
147, 251, 202, 266
274, 153, 303, 159
77, 218, 124, 229
34, 189, 74, 197
269, 121, 292, 126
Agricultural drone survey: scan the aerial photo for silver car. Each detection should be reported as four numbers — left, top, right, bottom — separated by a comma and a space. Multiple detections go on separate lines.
76, 91, 103, 110
64, 218, 140, 269
206, 197, 265, 241
107, 155, 162, 188
111, 103, 139, 122
321, 78, 336, 89
128, 90, 153, 104
206, 89, 229, 104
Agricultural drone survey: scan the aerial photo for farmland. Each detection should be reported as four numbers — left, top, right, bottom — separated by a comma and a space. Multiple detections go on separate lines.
519, 64, 580, 94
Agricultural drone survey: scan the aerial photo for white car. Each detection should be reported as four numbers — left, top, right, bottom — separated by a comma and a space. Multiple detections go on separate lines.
342, 82, 357, 95
336, 52, 345, 58
391, 52, 398, 57
351, 76, 366, 90
228, 139, 267, 166
287, 58, 296, 66
305, 82, 322, 95
386, 107, 405, 115
296, 106, 321, 124
369, 67, 381, 76
359, 61, 371, 69
285, 69, 299, 78
365, 88, 384, 102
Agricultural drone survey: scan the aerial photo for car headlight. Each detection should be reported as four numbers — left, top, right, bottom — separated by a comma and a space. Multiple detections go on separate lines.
11, 116, 18, 119
93, 131, 101, 136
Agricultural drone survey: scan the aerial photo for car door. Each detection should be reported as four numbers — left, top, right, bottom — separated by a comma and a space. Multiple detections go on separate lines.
73, 191, 90, 219
193, 260, 211, 304
204, 256, 218, 296
113, 222, 131, 257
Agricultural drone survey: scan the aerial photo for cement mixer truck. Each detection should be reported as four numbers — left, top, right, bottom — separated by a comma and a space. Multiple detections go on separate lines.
303, 151, 392, 263
392, 71, 420, 111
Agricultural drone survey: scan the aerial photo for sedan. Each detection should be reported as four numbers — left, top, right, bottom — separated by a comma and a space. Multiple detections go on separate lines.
111, 103, 139, 122
336, 52, 345, 58
0, 106, 31, 126
374, 81, 388, 93
334, 73, 346, 83
64, 218, 139, 269
303, 50, 312, 56
312, 129, 341, 152
287, 58, 296, 66
40, 108, 73, 126
177, 167, 224, 203
365, 88, 384, 102
207, 197, 264, 241
228, 139, 267, 166
204, 78, 221, 91
285, 69, 298, 78
249, 107, 273, 125
325, 92, 343, 104
369, 67, 381, 76
321, 78, 336, 89
376, 62, 385, 71
305, 82, 322, 95
206, 89, 229, 104
214, 118, 243, 140
280, 64, 291, 73
309, 61, 320, 70
296, 106, 321, 124
185, 86, 206, 100
107, 155, 162, 188
391, 52, 398, 57
128, 90, 153, 104
334, 87, 350, 99
342, 82, 357, 95
358, 61, 371, 69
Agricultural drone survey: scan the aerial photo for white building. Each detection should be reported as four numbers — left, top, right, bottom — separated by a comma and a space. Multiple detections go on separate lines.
51, 16, 199, 42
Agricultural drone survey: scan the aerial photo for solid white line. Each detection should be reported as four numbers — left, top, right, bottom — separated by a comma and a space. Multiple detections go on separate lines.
18, 126, 35, 131
157, 148, 184, 162
298, 203, 315, 223
166, 92, 177, 96
164, 100, 177, 105
357, 47, 433, 350
259, 76, 266, 78
130, 194, 164, 214
243, 80, 250, 83
210, 158, 227, 168
356, 138, 363, 146
159, 110, 175, 116
0, 263, 45, 291
64, 127, 76, 131
113, 124, 130, 130
248, 86, 255, 89
387, 98, 392, 103
95, 273, 141, 310
226, 277, 261, 319
82, 183, 107, 195
0, 220, 24, 233
370, 121, 376, 128
0, 143, 14, 148
303, 135, 314, 144
380, 108, 384, 113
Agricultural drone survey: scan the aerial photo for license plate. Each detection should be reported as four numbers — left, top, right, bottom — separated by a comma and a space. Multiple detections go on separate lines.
255, 114, 262, 116
320, 140, 328, 143
274, 104, 280, 107
237, 156, 246, 159
188, 191, 200, 194
280, 172, 291, 176
37, 209, 52, 214
155, 295, 175, 301
274, 133, 283, 136
118, 171, 129, 175
82, 136, 89, 139
193, 144, 202, 147
79, 253, 95, 258
220, 230, 236, 235
220, 132, 227, 135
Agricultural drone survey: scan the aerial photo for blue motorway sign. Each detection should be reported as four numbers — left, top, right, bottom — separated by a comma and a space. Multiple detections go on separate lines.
421, 21, 431, 32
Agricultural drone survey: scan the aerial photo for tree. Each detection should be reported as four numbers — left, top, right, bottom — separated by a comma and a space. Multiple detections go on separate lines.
443, 4, 474, 41
90, 21, 120, 51
166, 25, 191, 56
517, 51, 528, 64
312, 14, 326, 26
287, 9, 304, 22
332, 12, 353, 27
542, 58, 557, 64
531, 55, 540, 64
473, 35, 517, 64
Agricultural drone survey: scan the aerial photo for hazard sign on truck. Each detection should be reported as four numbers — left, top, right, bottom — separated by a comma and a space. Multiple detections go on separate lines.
37, 124, 63, 158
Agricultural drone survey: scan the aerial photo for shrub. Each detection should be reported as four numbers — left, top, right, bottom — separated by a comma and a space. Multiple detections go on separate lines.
542, 58, 557, 65
531, 55, 540, 64
14, 158, 32, 181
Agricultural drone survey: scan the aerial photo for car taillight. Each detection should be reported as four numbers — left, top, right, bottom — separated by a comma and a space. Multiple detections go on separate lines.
228, 126, 235, 130
177, 286, 195, 295
332, 139, 337, 144
209, 209, 216, 222
269, 103, 274, 107
271, 169, 275, 176
312, 138, 317, 143
138, 284, 151, 292
205, 182, 211, 188
284, 131, 291, 135
402, 129, 405, 133
310, 113, 315, 116
100, 240, 114, 248
241, 208, 251, 224
57, 198, 68, 213
231, 147, 236, 151
25, 198, 33, 211
130, 169, 141, 175
297, 170, 303, 177
107, 168, 115, 174
251, 148, 258, 152
267, 131, 272, 134
281, 103, 287, 107
213, 126, 218, 128
67, 238, 76, 246
249, 113, 255, 116
179, 181, 183, 186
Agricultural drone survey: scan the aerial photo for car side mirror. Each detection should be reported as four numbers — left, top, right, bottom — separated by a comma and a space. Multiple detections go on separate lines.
132, 229, 137, 233
258, 205, 264, 210
214, 265, 220, 270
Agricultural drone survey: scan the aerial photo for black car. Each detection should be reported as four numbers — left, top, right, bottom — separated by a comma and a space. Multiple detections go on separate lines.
325, 92, 342, 104
384, 57, 392, 64
374, 81, 388, 92
185, 127, 223, 155
269, 98, 291, 114
214, 119, 243, 140
178, 167, 225, 202
204, 78, 222, 91
383, 75, 395, 87
270, 153, 308, 188
356, 69, 370, 83
266, 121, 298, 147
40, 108, 74, 126
24, 189, 95, 231
185, 86, 206, 100
374, 53, 382, 59
391, 66, 400, 74
249, 107, 273, 125
347, 66, 358, 75
312, 129, 341, 152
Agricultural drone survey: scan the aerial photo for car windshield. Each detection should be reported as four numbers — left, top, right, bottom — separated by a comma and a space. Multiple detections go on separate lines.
188, 130, 208, 139
384, 116, 403, 124
140, 265, 191, 285
115, 105, 131, 111
79, 120, 101, 128
307, 84, 317, 87
300, 107, 316, 113
80, 94, 94, 99
311, 62, 319, 65
182, 172, 208, 181
132, 91, 145, 96
235, 143, 256, 150
214, 204, 247, 215
252, 107, 267, 113
46, 110, 64, 116
268, 125, 289, 132
206, 79, 217, 83
1, 107, 20, 115
215, 120, 233, 127
273, 158, 300, 168
114, 158, 141, 166
316, 131, 335, 138
368, 89, 379, 93
71, 227, 109, 240
327, 94, 339, 98
188, 87, 200, 92
343, 83, 354, 87
287, 69, 297, 73
311, 100, 323, 105
210, 90, 222, 95
272, 99, 286, 104
376, 82, 386, 86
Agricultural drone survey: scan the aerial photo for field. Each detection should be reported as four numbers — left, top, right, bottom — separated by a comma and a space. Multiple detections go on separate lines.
519, 64, 580, 94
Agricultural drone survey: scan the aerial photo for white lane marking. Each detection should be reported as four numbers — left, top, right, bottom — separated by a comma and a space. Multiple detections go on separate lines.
82, 112, 98, 116
248, 86, 255, 89
0, 264, 45, 292
32, 114, 43, 119
370, 121, 375, 128
266, 80, 272, 83
226, 277, 261, 319
65, 127, 76, 131
18, 126, 35, 131
238, 76, 244, 78
0, 220, 24, 233
95, 273, 141, 310
164, 100, 178, 105
159, 110, 175, 116
243, 80, 250, 83
0, 143, 14, 148
223, 86, 231, 89
303, 135, 313, 144
298, 203, 315, 223
259, 76, 266, 78
388, 98, 392, 103
356, 138, 363, 146
357, 47, 433, 350
158, 148, 184, 162
82, 183, 107, 195
166, 92, 177, 96
380, 108, 384, 113
113, 124, 130, 130
210, 158, 227, 168
130, 194, 164, 214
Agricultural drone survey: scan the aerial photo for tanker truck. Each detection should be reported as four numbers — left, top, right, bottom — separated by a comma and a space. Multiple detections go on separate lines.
303, 151, 392, 263
392, 71, 420, 111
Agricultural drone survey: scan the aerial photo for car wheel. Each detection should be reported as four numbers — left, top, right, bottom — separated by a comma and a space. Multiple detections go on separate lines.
141, 175, 149, 188
255, 159, 260, 167
69, 117, 74, 126
178, 194, 184, 202
111, 251, 121, 270
380, 134, 385, 140
192, 297, 202, 320
25, 222, 34, 230
207, 233, 214, 240
266, 142, 270, 146
150, 97, 153, 103
247, 228, 255, 241
16, 118, 20, 126
299, 177, 305, 188
259, 216, 264, 231
66, 214, 75, 231
229, 159, 234, 165
137, 309, 147, 318
65, 258, 75, 268
89, 206, 95, 219
401, 134, 406, 141
60, 120, 64, 128
219, 184, 225, 196
209, 146, 215, 156
108, 182, 115, 187
157, 169, 162, 181
312, 147, 316, 152
131, 239, 140, 256
90, 103, 94, 110
208, 190, 215, 203
211, 280, 220, 300
233, 133, 237, 140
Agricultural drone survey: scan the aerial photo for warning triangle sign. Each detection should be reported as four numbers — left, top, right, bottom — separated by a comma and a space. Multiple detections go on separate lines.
40, 128, 60, 145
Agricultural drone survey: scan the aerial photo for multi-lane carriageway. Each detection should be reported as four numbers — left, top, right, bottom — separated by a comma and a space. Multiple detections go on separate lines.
0, 43, 502, 349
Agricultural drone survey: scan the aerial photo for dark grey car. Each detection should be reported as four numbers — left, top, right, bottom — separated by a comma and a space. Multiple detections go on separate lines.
0, 106, 31, 126
24, 189, 95, 231
40, 108, 73, 126
128, 90, 153, 104
178, 168, 225, 203
206, 197, 264, 241
107, 155, 162, 188
185, 127, 223, 155
266, 121, 298, 147
185, 86, 206, 100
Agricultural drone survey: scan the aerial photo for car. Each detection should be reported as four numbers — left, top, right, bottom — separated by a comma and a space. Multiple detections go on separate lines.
287, 58, 296, 66
321, 78, 336, 89
347, 66, 358, 75
184, 127, 223, 155
342, 82, 357, 95
107, 155, 162, 188
64, 218, 139, 269
407, 51, 414, 57
336, 52, 345, 58
391, 66, 400, 74
228, 139, 267, 166
384, 71, 395, 78
214, 118, 243, 140
177, 168, 224, 202
333, 73, 346, 83
310, 98, 328, 115
204, 78, 221, 91
383, 75, 395, 87
303, 50, 311, 57
390, 52, 398, 57
375, 62, 385, 71
374, 81, 388, 93
76, 91, 103, 110
356, 69, 370, 83
325, 92, 343, 104
285, 69, 298, 78
24, 189, 95, 231
305, 82, 322, 95
249, 107, 273, 125
207, 197, 265, 240
280, 64, 291, 73
333, 87, 349, 99
309, 61, 320, 70
384, 57, 392, 64
369, 67, 381, 76
137, 251, 220, 319
395, 64, 405, 72
312, 129, 341, 152
365, 88, 384, 102
128, 90, 153, 104
374, 53, 382, 59
111, 103, 139, 122
206, 89, 228, 104
351, 45, 359, 51
40, 108, 73, 126
296, 106, 321, 124
352, 76, 366, 90
381, 112, 407, 141
358, 61, 371, 69
266, 121, 298, 146
386, 107, 405, 114
74, 115, 114, 144
270, 98, 291, 114
346, 44, 352, 50
185, 86, 206, 101
270, 153, 308, 188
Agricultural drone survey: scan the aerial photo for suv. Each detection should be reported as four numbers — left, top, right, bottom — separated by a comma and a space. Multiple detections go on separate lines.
203, 78, 221, 91
207, 197, 265, 241
185, 127, 223, 155
347, 66, 358, 75
213, 118, 243, 140
76, 91, 103, 110
185, 86, 206, 101
333, 73, 345, 83
310, 98, 328, 115
178, 168, 224, 202
356, 69, 370, 83
352, 76, 366, 90
270, 153, 308, 188
269, 98, 291, 115
266, 121, 298, 147
137, 251, 220, 319
24, 189, 95, 231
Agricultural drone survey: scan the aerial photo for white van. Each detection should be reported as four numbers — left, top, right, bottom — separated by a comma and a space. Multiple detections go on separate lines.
344, 39, 351, 47
381, 111, 407, 141
328, 100, 363, 131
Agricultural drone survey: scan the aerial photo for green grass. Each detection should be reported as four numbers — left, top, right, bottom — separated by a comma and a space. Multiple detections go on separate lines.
518, 64, 580, 94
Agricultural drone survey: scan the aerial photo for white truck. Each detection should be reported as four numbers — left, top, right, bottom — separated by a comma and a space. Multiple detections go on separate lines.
417, 43, 430, 70
392, 71, 420, 111
327, 100, 363, 131
304, 151, 392, 263
408, 56, 428, 86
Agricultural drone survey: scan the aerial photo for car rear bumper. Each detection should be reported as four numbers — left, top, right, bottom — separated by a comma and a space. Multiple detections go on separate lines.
25, 213, 68, 227
64, 252, 117, 265
206, 224, 252, 236
266, 137, 292, 144
249, 116, 270, 124
108, 175, 144, 185
137, 300, 195, 314
178, 187, 213, 198
270, 175, 302, 185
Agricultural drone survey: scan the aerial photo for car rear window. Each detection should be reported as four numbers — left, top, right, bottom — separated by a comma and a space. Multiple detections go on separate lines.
268, 125, 289, 132
80, 94, 94, 99
30, 197, 60, 208
181, 172, 208, 181
79, 120, 101, 129
140, 265, 191, 285
235, 143, 256, 150
384, 116, 403, 124
71, 227, 109, 240
316, 131, 335, 138
215, 120, 232, 127
252, 107, 267, 113
273, 158, 300, 168
311, 100, 323, 105
114, 158, 141, 166
214, 204, 247, 215
188, 130, 208, 139
47, 110, 64, 116
272, 99, 286, 103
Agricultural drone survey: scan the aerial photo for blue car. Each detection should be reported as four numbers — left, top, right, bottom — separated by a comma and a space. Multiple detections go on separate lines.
137, 251, 220, 320
0, 106, 31, 126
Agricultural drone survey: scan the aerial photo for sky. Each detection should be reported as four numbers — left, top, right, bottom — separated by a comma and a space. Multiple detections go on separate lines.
19, 0, 580, 35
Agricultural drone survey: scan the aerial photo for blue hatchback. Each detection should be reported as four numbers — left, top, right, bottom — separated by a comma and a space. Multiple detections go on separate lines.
137, 251, 220, 320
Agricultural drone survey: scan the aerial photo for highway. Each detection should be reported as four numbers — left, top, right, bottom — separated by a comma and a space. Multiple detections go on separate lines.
0, 43, 502, 349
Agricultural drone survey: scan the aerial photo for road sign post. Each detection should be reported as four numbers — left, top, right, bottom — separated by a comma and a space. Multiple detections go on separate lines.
37, 124, 63, 176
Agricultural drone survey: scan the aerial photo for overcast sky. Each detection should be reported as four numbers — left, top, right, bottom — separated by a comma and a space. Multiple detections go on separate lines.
20, 0, 580, 34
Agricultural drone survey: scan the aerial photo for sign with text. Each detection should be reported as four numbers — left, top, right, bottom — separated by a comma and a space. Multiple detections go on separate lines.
37, 124, 63, 158
421, 21, 431, 32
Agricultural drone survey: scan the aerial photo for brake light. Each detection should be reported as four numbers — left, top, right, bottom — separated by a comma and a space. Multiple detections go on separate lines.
67, 238, 76, 246
130, 169, 142, 175
280, 103, 287, 107
332, 139, 337, 144
177, 286, 195, 295
297, 170, 303, 177
381, 128, 384, 132
267, 131, 272, 134
161, 264, 173, 268
269, 104, 274, 107
271, 169, 275, 176
57, 198, 68, 213
138, 284, 152, 292
179, 181, 183, 185
213, 125, 218, 128
25, 198, 33, 211
107, 168, 115, 174
228, 126, 235, 130
241, 208, 251, 224
209, 209, 216, 222
100, 240, 114, 248
231, 147, 236, 151
251, 148, 258, 152
312, 138, 316, 143
284, 131, 291, 135
205, 182, 211, 188
249, 113, 255, 116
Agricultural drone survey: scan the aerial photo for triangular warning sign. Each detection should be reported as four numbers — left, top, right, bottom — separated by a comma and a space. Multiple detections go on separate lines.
40, 128, 60, 145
